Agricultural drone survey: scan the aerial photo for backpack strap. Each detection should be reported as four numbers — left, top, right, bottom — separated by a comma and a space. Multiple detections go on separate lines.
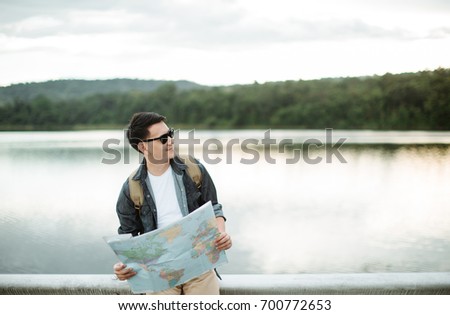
128, 169, 144, 214
128, 155, 202, 213
178, 154, 202, 189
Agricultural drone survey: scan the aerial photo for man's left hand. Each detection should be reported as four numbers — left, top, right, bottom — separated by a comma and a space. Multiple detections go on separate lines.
215, 232, 232, 251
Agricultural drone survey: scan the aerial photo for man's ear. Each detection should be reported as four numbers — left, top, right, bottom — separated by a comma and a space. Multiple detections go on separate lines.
137, 142, 146, 153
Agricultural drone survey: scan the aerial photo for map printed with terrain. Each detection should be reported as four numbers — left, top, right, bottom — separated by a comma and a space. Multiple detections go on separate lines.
104, 201, 228, 293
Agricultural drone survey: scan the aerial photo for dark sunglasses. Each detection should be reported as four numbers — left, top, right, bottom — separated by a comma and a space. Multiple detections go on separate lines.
142, 128, 174, 145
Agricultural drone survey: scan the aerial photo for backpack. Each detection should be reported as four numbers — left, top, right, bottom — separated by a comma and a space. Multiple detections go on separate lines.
128, 155, 202, 213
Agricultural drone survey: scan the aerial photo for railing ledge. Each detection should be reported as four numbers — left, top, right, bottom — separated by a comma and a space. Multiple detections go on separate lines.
1, 273, 449, 295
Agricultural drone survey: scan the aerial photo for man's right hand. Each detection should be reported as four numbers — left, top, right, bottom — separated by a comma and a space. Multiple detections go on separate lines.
113, 262, 137, 281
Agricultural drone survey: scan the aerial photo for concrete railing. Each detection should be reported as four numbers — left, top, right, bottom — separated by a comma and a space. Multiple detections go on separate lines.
1, 273, 450, 295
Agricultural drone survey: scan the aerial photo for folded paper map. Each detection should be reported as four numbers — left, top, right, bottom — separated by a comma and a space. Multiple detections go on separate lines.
104, 201, 228, 293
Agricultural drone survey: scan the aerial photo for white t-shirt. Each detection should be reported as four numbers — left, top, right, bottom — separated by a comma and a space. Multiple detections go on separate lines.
147, 166, 183, 228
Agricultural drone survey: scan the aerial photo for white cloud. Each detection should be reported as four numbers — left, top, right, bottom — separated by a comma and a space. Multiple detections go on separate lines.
0, 0, 449, 86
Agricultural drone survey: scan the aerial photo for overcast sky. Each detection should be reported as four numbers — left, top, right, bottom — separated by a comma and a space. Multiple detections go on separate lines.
0, 0, 449, 86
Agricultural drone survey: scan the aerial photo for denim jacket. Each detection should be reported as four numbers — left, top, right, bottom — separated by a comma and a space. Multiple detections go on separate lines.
116, 155, 224, 236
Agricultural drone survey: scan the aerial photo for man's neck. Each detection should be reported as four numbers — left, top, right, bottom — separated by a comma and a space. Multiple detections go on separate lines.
146, 160, 170, 176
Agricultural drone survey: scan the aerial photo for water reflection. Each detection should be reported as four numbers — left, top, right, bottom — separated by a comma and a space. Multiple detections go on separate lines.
0, 131, 449, 274
211, 143, 450, 274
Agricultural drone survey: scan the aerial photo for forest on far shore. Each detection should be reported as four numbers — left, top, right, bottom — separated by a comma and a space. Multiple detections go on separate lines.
0, 68, 449, 131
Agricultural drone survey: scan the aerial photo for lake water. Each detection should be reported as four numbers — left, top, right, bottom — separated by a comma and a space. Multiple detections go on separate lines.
0, 129, 449, 275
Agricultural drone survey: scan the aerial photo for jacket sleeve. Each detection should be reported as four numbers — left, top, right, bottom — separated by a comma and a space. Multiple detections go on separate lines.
198, 162, 225, 220
116, 179, 144, 236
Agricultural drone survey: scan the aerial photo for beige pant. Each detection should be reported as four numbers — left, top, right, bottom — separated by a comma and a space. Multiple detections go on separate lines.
147, 270, 219, 295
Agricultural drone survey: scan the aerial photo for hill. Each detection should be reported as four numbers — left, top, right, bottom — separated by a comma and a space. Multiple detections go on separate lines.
0, 79, 205, 105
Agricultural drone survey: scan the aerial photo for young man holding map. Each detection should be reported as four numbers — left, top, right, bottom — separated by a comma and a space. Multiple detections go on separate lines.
112, 112, 232, 295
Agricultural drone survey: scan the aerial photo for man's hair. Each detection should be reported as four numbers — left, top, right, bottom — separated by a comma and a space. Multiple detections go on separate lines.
126, 112, 166, 152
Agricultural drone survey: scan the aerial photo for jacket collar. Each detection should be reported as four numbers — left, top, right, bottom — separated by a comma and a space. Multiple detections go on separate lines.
132, 155, 187, 181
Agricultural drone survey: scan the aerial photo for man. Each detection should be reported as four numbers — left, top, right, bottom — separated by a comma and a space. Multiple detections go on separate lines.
113, 112, 232, 295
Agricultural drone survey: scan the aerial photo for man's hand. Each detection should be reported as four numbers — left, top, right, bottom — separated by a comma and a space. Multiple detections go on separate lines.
215, 232, 232, 251
215, 216, 232, 251
113, 262, 137, 281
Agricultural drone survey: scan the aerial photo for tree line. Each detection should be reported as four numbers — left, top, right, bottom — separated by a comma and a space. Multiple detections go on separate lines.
0, 68, 448, 130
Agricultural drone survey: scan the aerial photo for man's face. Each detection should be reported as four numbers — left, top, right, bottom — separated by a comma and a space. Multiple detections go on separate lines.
139, 121, 175, 164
